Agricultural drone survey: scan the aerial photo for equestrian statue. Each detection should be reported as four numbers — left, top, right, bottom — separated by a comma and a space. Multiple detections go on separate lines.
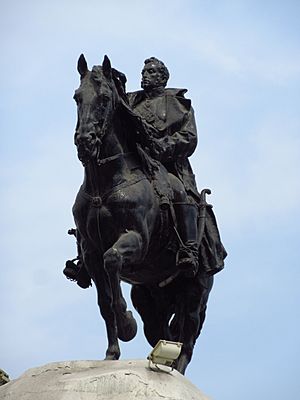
63, 54, 227, 374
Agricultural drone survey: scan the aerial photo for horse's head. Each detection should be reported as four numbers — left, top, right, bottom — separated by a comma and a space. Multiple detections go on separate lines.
74, 54, 127, 165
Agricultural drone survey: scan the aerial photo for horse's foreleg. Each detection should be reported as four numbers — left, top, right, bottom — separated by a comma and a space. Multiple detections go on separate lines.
95, 272, 121, 360
85, 249, 120, 360
104, 230, 141, 342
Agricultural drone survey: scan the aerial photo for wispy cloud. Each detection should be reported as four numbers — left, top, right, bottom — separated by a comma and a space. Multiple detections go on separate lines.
192, 112, 300, 232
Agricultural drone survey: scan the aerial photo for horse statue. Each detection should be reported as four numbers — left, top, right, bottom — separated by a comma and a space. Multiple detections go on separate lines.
65, 54, 226, 374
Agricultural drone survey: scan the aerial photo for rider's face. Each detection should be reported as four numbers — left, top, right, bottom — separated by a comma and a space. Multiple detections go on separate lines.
141, 62, 163, 90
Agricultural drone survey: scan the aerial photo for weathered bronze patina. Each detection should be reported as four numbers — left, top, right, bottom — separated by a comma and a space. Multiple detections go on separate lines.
64, 55, 226, 374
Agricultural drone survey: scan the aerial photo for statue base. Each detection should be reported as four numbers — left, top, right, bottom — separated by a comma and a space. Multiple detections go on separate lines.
0, 359, 210, 399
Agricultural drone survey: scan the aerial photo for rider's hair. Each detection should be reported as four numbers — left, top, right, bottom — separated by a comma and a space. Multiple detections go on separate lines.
144, 57, 169, 87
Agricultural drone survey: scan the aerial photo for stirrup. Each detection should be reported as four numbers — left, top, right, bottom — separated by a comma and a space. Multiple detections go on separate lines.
63, 259, 80, 281
63, 259, 92, 289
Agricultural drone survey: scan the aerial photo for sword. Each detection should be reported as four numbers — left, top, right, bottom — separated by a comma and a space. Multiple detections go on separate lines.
197, 188, 212, 247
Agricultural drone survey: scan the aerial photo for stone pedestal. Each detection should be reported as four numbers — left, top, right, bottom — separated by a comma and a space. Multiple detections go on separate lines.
0, 360, 210, 400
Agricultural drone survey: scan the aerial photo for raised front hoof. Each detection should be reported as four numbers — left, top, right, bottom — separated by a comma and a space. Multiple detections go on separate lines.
117, 310, 138, 342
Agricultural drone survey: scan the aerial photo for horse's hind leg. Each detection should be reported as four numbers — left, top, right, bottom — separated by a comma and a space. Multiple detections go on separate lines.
104, 230, 141, 342
131, 285, 168, 347
175, 275, 214, 374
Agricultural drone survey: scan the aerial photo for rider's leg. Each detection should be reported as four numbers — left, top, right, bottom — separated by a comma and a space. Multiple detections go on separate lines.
174, 202, 199, 277
168, 174, 199, 276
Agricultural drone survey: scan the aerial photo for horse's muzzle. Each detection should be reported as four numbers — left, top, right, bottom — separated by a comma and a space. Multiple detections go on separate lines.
75, 131, 97, 165
77, 148, 90, 165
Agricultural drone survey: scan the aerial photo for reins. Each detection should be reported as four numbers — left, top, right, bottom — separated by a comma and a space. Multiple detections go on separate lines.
96, 151, 129, 166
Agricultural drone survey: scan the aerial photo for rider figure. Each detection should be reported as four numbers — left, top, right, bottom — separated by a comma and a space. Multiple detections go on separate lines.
127, 57, 200, 277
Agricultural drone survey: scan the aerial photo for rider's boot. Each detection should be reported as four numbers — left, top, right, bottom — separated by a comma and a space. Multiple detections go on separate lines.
174, 203, 199, 277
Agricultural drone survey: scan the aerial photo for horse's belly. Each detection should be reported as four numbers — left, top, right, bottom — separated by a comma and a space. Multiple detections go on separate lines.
120, 267, 171, 286
120, 247, 176, 286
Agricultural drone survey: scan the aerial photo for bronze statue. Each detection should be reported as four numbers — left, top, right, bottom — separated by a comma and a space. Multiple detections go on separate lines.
64, 55, 226, 374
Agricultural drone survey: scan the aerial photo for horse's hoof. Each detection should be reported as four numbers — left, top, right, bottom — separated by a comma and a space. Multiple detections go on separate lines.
104, 354, 119, 360
117, 310, 138, 342
105, 346, 120, 360
175, 353, 190, 375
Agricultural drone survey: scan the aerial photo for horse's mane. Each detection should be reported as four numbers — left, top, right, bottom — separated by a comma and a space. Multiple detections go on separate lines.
91, 65, 128, 104
90, 64, 159, 177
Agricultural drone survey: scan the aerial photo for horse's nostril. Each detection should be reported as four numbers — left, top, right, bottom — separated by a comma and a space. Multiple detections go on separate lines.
76, 131, 95, 142
75, 137, 83, 146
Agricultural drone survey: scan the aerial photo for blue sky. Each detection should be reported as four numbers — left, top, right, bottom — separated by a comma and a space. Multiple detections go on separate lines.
1, 1, 299, 399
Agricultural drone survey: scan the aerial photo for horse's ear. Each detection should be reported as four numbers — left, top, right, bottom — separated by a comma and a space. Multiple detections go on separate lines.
77, 54, 88, 78
102, 55, 112, 79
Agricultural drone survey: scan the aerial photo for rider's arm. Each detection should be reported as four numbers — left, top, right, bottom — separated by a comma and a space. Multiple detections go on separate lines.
149, 108, 197, 163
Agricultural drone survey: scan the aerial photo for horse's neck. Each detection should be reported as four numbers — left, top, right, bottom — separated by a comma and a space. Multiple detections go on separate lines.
84, 119, 131, 197
101, 119, 127, 157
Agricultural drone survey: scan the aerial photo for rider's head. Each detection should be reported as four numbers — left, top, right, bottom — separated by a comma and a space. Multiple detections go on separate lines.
141, 57, 169, 90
